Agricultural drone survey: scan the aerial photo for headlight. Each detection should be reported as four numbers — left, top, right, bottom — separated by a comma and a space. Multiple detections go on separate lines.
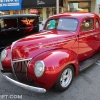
1, 49, 7, 61
34, 60, 45, 78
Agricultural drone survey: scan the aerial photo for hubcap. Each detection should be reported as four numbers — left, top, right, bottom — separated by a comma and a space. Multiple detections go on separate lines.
60, 68, 73, 88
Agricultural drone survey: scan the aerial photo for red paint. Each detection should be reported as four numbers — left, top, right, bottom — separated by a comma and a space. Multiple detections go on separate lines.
27, 49, 79, 89
1, 12, 100, 89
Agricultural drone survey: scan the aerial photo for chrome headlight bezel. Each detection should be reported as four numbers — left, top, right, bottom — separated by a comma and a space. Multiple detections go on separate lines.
34, 60, 45, 78
1, 49, 7, 61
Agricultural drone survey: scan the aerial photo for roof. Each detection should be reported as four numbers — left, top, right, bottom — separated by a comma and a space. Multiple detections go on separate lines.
49, 12, 98, 19
0, 14, 38, 18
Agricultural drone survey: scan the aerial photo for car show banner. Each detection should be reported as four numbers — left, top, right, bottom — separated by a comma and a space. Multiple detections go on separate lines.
0, 0, 22, 10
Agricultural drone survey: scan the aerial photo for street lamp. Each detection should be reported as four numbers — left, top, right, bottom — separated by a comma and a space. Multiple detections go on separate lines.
56, 0, 59, 14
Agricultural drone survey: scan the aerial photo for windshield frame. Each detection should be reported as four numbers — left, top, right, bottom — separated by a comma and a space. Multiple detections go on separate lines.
44, 17, 79, 32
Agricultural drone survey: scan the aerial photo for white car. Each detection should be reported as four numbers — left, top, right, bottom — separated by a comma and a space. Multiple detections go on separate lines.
39, 20, 46, 32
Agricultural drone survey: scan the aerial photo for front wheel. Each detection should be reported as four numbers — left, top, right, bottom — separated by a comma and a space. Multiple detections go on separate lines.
54, 65, 74, 92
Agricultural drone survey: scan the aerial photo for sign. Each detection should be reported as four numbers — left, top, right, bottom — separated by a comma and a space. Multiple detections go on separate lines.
37, 0, 45, 5
30, 9, 38, 14
0, 0, 22, 10
22, 0, 63, 8
78, 2, 89, 8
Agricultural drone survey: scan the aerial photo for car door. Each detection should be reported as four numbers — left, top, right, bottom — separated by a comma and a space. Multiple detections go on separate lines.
94, 17, 100, 50
78, 17, 97, 61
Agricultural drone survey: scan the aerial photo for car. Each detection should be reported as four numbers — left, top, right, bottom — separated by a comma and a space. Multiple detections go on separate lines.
39, 20, 46, 32
0, 14, 39, 51
1, 12, 100, 93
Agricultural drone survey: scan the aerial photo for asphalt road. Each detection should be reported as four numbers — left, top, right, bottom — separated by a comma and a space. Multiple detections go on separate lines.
0, 61, 100, 100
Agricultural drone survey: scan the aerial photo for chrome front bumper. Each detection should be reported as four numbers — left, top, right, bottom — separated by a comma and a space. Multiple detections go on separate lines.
2, 74, 46, 93
0, 60, 46, 93
0, 61, 3, 70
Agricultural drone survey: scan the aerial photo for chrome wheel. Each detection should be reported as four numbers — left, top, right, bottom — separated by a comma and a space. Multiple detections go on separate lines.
54, 65, 74, 92
60, 68, 73, 88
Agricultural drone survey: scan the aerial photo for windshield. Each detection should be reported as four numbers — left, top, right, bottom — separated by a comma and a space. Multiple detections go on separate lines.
44, 18, 78, 31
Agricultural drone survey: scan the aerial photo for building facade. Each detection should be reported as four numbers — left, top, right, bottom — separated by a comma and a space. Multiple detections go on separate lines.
0, 0, 100, 20
22, 0, 100, 21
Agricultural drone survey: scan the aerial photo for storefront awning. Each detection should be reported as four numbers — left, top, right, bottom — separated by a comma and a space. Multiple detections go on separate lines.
22, 0, 63, 8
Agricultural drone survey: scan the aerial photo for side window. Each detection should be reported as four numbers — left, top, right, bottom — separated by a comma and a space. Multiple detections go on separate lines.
3, 18, 17, 29
96, 19, 100, 28
81, 18, 94, 31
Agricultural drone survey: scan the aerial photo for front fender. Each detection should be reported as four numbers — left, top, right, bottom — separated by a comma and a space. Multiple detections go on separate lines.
27, 49, 79, 89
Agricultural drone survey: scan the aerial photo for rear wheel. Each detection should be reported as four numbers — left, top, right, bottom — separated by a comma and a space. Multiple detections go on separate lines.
54, 65, 74, 92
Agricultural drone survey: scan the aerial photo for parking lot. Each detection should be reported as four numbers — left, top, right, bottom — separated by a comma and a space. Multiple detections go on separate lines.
0, 61, 100, 100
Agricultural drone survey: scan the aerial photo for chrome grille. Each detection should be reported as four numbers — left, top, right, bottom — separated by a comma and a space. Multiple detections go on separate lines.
12, 59, 31, 83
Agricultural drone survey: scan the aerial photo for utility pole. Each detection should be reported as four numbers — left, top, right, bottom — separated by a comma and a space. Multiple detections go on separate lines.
56, 0, 59, 14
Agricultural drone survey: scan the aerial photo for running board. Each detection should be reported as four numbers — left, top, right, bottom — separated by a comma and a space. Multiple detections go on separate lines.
79, 52, 100, 72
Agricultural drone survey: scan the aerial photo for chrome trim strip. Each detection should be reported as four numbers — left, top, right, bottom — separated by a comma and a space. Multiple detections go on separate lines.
79, 33, 94, 39
11, 40, 20, 80
79, 32, 99, 39
2, 74, 46, 93
25, 38, 77, 50
26, 59, 31, 81
12, 58, 32, 62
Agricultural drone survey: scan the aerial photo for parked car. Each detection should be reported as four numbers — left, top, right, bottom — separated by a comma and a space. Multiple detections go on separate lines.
0, 14, 39, 51
39, 20, 46, 32
1, 12, 100, 93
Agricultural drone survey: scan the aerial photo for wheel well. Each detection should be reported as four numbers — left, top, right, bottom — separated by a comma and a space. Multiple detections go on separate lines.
70, 64, 77, 76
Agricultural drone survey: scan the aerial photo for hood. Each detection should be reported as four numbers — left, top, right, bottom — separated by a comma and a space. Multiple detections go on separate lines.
12, 30, 76, 60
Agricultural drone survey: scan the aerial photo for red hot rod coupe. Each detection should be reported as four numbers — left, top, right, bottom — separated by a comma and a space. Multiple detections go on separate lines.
1, 12, 100, 93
